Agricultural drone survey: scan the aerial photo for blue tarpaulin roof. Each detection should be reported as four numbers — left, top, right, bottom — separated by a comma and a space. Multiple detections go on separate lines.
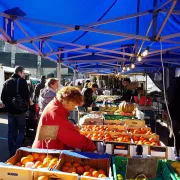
0, 0, 180, 73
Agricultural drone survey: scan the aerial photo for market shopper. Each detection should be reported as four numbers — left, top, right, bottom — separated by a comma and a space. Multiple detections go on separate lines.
33, 75, 46, 103
39, 78, 59, 115
120, 78, 133, 102
82, 83, 98, 108
1, 66, 30, 156
32, 86, 96, 151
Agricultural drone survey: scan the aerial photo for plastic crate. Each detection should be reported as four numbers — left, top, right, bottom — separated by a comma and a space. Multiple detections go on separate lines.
166, 161, 180, 180
112, 156, 128, 180
112, 157, 177, 180
104, 114, 135, 120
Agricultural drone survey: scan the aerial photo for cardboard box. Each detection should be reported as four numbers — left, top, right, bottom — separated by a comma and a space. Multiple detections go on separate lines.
33, 168, 78, 180
104, 120, 125, 125
125, 119, 145, 127
59, 151, 112, 180
0, 163, 78, 180
6, 147, 62, 170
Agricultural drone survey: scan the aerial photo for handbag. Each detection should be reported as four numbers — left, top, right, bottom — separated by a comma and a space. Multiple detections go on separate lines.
12, 78, 29, 112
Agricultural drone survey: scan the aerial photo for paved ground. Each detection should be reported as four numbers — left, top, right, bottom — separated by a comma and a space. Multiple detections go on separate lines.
0, 112, 9, 162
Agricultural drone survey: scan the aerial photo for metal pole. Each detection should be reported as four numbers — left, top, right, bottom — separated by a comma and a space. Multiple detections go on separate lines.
57, 61, 62, 88
156, 0, 177, 41
146, 72, 147, 95
152, 0, 158, 38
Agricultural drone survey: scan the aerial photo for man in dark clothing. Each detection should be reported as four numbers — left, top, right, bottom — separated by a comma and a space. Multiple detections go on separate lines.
1, 66, 30, 156
83, 83, 98, 108
33, 75, 46, 102
120, 78, 133, 102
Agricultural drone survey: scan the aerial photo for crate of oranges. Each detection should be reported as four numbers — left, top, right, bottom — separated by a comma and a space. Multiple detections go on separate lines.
0, 164, 78, 180
5, 147, 62, 170
81, 125, 127, 133
127, 127, 153, 135
59, 150, 112, 180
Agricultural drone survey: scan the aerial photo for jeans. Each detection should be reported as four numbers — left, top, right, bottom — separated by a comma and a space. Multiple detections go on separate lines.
8, 113, 26, 156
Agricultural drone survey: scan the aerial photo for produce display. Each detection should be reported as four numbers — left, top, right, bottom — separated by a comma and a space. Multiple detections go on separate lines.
82, 131, 131, 143
6, 153, 59, 169
61, 161, 107, 178
99, 105, 119, 113
171, 161, 180, 176
115, 101, 136, 116
132, 135, 161, 146
81, 125, 127, 133
128, 127, 153, 135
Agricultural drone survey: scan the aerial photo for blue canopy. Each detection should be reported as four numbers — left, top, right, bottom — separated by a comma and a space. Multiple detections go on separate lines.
0, 0, 180, 73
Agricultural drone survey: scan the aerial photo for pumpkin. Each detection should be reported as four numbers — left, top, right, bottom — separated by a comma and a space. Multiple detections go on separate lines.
119, 101, 135, 113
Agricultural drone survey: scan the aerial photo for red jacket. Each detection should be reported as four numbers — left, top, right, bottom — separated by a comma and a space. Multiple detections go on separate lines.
32, 98, 96, 152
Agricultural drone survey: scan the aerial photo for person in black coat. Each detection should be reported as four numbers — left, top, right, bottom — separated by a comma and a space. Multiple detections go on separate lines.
82, 83, 98, 108
168, 76, 180, 157
120, 78, 133, 102
1, 66, 30, 156
33, 75, 46, 102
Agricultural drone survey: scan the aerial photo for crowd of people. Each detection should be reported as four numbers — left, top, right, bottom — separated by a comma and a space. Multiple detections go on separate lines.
0, 66, 145, 157
0, 66, 100, 156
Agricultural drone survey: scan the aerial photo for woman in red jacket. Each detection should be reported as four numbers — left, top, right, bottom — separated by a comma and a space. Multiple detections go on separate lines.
32, 86, 96, 152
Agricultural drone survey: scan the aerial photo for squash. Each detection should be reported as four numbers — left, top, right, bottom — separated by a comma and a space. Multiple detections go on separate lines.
119, 101, 135, 113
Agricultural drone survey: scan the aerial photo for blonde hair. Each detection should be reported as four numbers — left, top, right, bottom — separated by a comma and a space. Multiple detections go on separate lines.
57, 86, 83, 105
46, 78, 59, 88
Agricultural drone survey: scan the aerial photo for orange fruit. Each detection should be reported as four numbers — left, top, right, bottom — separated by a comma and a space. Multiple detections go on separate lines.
62, 165, 70, 172
68, 166, 76, 173
32, 161, 42, 168
98, 169, 106, 175
51, 157, 59, 162
37, 176, 48, 180
6, 162, 12, 165
98, 174, 107, 178
84, 165, 91, 171
89, 168, 96, 174
83, 172, 91, 176
92, 171, 100, 178
15, 162, 22, 166
73, 162, 80, 168
48, 161, 58, 168
76, 166, 85, 175
37, 165, 44, 169
21, 157, 30, 165
46, 154, 53, 159
64, 162, 72, 167
27, 155, 34, 162
32, 153, 40, 160
39, 154, 46, 162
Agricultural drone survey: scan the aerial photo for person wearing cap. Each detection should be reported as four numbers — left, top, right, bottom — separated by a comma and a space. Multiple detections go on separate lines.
33, 75, 46, 103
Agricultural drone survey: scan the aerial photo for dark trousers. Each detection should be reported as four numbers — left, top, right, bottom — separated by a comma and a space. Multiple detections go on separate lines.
8, 113, 26, 157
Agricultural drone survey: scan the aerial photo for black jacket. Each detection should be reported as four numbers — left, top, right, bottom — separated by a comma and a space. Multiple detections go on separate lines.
83, 88, 94, 107
33, 81, 45, 102
1, 73, 30, 114
120, 88, 133, 102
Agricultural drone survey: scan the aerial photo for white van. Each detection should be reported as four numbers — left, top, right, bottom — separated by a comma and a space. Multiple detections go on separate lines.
0, 66, 30, 108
